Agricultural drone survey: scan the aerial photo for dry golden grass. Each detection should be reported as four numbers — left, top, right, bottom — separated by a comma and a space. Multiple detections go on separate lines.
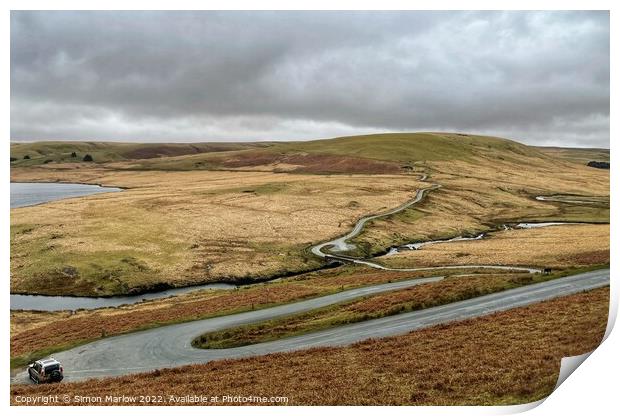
11, 167, 426, 295
10, 287, 609, 406
350, 156, 609, 255
11, 138, 608, 296
380, 224, 609, 269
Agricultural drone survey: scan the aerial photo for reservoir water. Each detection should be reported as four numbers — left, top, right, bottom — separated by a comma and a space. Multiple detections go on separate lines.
10, 182, 122, 208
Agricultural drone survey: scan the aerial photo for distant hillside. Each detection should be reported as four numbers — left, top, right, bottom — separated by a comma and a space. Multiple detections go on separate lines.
119, 132, 552, 173
9, 141, 265, 166
276, 132, 546, 162
11, 133, 554, 174
536, 146, 610, 164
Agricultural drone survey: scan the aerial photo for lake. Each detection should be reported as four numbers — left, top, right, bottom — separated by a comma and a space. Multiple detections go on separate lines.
10, 182, 123, 208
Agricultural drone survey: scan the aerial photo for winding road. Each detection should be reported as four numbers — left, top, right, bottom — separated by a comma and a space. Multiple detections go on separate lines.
311, 173, 540, 274
11, 268, 609, 384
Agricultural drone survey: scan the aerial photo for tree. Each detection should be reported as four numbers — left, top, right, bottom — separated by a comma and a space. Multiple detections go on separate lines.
71, 151, 77, 158
23, 155, 30, 160
83, 154, 94, 162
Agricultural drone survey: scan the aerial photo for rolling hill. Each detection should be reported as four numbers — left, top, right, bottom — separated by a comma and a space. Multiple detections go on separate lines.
11, 132, 557, 174
9, 141, 266, 166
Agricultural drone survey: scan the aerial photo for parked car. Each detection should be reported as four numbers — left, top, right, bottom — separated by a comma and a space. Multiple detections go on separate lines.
28, 358, 64, 384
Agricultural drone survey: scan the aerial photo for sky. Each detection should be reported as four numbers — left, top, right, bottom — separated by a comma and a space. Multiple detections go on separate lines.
10, 11, 610, 147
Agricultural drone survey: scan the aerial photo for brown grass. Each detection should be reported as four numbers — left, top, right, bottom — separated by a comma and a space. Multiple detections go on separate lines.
211, 150, 405, 174
380, 224, 610, 269
11, 168, 425, 295
10, 287, 609, 406
282, 153, 403, 174
350, 156, 609, 255
11, 139, 608, 296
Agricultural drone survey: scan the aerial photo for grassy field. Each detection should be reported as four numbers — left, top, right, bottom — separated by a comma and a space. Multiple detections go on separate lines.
11, 169, 426, 295
10, 287, 609, 406
10, 133, 609, 296
536, 146, 610, 164
379, 224, 609, 270
346, 156, 609, 257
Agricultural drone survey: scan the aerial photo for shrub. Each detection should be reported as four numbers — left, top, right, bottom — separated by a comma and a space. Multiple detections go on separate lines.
23, 155, 30, 160
587, 161, 609, 169
83, 154, 94, 162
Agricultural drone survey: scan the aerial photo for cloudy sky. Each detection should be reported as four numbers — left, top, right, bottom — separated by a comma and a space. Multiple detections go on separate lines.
11, 11, 609, 147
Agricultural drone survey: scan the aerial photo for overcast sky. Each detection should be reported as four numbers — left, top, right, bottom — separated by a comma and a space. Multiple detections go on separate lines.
11, 11, 610, 147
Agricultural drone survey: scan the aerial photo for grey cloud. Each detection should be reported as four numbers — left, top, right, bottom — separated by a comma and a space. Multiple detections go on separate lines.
11, 11, 609, 147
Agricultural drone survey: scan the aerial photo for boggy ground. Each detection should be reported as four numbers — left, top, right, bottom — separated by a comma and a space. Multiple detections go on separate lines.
10, 133, 609, 296
10, 287, 609, 406
11, 168, 427, 296
378, 223, 609, 270
346, 157, 609, 258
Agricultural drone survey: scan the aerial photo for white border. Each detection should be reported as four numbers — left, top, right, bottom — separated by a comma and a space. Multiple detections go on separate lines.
3, 2, 616, 415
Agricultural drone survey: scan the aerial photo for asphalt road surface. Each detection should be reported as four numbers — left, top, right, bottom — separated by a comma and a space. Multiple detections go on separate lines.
12, 269, 608, 384
310, 174, 541, 273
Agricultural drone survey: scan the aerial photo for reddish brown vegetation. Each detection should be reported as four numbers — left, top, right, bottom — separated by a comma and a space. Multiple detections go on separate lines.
11, 268, 431, 358
11, 287, 608, 406
123, 144, 243, 159
216, 150, 403, 174
561, 250, 610, 265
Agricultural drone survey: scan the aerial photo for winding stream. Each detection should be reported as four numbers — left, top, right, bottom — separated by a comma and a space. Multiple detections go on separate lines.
10, 283, 237, 312
310, 173, 552, 274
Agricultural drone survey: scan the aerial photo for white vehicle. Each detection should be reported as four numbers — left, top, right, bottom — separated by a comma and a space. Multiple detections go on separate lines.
27, 358, 64, 384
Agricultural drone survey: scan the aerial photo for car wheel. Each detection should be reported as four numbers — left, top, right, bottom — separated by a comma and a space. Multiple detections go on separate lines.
50, 370, 62, 383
